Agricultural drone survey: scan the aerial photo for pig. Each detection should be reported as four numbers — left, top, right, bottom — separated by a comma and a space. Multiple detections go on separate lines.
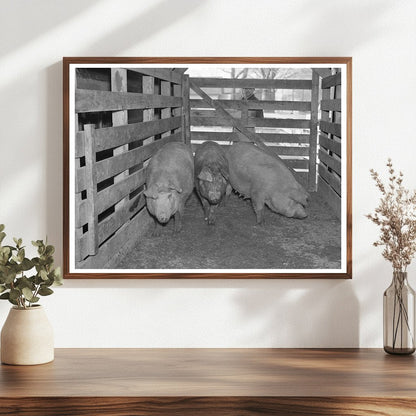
143, 142, 194, 236
226, 142, 309, 224
194, 141, 231, 225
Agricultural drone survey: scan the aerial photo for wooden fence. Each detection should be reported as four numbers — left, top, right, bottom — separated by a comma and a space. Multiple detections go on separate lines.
188, 76, 320, 190
73, 67, 343, 268
316, 69, 342, 217
74, 68, 184, 268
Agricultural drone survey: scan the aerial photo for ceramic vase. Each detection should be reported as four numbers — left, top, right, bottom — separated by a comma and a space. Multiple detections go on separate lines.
1, 305, 54, 365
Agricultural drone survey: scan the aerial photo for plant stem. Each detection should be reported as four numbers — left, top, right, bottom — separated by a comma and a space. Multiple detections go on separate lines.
391, 275, 414, 350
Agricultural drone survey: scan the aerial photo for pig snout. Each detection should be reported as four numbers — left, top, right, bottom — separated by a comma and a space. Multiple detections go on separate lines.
207, 190, 222, 204
150, 191, 179, 224
154, 202, 174, 223
156, 212, 170, 223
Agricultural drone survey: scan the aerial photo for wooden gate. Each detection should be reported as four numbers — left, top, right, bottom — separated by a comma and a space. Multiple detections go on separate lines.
187, 71, 343, 214
188, 75, 319, 190
74, 68, 184, 268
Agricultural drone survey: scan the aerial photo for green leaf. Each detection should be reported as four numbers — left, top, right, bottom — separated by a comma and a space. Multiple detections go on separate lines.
9, 288, 21, 301
13, 237, 21, 248
17, 276, 35, 290
40, 269, 48, 281
8, 297, 18, 306
38, 287, 53, 296
17, 248, 25, 263
8, 263, 20, 275
53, 267, 63, 285
34, 274, 43, 285
45, 245, 55, 256
0, 292, 9, 299
1, 269, 16, 285
0, 285, 6, 293
0, 246, 10, 255
0, 232, 6, 244
20, 258, 33, 271
22, 287, 34, 301
0, 224, 5, 232
32, 240, 43, 247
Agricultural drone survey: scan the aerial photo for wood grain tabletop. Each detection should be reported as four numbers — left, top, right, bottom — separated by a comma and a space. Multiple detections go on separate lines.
1, 348, 415, 415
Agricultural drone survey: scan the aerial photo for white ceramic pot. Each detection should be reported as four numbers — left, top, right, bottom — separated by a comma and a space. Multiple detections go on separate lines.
1, 305, 54, 365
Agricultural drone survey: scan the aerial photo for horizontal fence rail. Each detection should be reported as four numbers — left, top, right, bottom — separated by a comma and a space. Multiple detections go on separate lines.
75, 89, 182, 113
191, 78, 313, 90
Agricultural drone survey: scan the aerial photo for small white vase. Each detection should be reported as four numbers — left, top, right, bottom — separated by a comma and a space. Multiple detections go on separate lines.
1, 305, 54, 365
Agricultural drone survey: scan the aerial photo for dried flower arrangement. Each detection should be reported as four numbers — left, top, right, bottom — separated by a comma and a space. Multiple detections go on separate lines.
366, 159, 416, 272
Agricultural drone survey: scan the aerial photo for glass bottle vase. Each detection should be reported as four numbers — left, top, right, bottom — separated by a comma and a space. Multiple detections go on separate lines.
383, 271, 415, 355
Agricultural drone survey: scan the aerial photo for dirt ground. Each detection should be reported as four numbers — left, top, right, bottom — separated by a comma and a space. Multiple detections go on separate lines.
114, 191, 341, 270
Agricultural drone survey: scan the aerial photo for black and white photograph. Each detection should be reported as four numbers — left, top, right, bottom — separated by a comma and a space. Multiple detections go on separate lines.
64, 58, 352, 278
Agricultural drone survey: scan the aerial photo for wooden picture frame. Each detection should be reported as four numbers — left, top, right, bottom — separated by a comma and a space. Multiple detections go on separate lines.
63, 57, 352, 279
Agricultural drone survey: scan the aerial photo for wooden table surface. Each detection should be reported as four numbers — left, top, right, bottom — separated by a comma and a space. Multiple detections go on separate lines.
1, 348, 416, 415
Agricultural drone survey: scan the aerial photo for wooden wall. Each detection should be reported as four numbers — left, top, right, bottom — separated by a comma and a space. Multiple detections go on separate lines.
316, 69, 342, 217
188, 76, 319, 189
74, 68, 184, 268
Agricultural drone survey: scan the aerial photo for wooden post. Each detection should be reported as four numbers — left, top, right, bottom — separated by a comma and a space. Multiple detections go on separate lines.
161, 81, 171, 139
74, 112, 84, 263
83, 124, 98, 256
182, 75, 191, 144
316, 68, 331, 197
173, 83, 182, 137
142, 76, 155, 147
308, 71, 320, 192
111, 68, 129, 213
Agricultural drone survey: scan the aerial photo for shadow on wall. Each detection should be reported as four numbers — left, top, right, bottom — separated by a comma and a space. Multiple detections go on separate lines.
0, 0, 101, 56
354, 247, 393, 348
58, 277, 359, 348
45, 0, 205, 263
233, 280, 359, 347
293, 0, 395, 52
46, 62, 64, 263
83, 0, 206, 55
1, 0, 204, 56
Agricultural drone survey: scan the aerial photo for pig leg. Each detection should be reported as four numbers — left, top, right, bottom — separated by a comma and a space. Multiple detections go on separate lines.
200, 198, 211, 222
152, 218, 162, 237
221, 184, 232, 207
207, 204, 218, 225
174, 202, 185, 233
251, 190, 266, 225
196, 188, 210, 221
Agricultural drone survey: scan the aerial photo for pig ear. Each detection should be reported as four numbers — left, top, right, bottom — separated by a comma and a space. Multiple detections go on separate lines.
168, 184, 182, 193
144, 185, 157, 199
198, 169, 213, 182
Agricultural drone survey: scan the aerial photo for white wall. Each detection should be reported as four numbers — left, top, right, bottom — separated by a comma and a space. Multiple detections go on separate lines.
0, 0, 415, 348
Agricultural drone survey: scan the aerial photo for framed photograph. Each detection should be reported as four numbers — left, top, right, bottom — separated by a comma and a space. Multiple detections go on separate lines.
63, 57, 352, 279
